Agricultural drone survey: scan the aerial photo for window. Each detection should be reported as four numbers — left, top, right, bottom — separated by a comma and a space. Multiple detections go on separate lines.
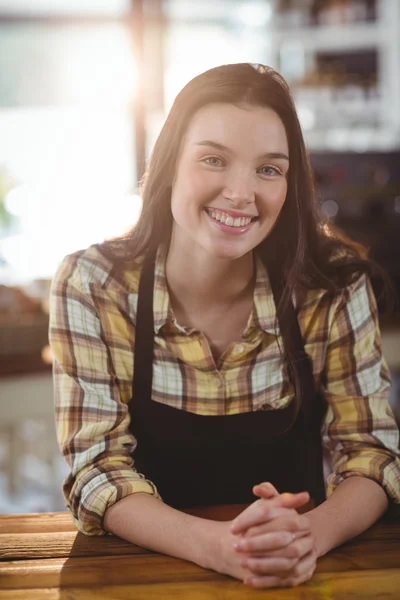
0, 1, 139, 284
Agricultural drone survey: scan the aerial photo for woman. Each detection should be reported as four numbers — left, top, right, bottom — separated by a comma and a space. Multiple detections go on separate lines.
49, 63, 400, 589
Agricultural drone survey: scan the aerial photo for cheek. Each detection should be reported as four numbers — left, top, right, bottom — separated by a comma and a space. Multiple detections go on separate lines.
277, 181, 288, 209
172, 168, 221, 211
170, 172, 191, 214
190, 166, 221, 194
260, 181, 287, 215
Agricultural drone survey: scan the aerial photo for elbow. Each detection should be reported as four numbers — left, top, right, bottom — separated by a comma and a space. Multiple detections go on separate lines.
64, 464, 160, 536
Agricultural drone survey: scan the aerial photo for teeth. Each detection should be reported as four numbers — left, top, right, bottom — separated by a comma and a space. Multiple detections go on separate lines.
207, 209, 253, 227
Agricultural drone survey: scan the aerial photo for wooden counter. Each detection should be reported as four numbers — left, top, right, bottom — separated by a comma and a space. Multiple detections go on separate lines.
0, 506, 399, 599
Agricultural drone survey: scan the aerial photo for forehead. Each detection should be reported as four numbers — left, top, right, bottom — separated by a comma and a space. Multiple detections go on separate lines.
183, 103, 289, 155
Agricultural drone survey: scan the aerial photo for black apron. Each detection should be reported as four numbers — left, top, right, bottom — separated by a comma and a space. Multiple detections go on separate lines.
128, 249, 327, 509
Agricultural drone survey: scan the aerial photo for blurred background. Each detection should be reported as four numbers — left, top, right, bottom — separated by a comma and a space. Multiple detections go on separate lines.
0, 0, 399, 514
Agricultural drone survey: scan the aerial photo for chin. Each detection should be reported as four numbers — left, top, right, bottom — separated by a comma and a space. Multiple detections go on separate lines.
205, 243, 251, 261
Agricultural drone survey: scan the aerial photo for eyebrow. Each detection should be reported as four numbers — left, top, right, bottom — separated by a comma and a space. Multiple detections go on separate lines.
196, 140, 289, 161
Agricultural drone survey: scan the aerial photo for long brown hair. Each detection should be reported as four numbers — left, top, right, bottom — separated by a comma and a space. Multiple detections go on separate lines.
101, 63, 391, 398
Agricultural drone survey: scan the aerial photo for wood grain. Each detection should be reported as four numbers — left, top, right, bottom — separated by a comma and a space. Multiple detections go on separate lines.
0, 554, 223, 590
0, 504, 243, 535
0, 531, 151, 560
1, 527, 400, 570
0, 509, 399, 599
1, 510, 398, 562
0, 513, 75, 534
1, 569, 400, 599
1, 535, 400, 591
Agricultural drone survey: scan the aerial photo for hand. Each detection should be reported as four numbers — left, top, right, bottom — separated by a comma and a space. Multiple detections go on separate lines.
211, 483, 311, 585
231, 483, 318, 588
230, 482, 311, 537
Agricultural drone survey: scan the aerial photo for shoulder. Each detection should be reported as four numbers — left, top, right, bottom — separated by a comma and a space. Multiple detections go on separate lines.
334, 272, 377, 328
297, 271, 376, 338
51, 244, 145, 296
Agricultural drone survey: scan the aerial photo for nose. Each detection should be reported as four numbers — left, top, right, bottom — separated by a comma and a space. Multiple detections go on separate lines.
222, 169, 255, 206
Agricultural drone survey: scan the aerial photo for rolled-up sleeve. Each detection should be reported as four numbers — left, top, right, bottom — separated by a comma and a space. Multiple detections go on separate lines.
322, 273, 400, 505
49, 252, 160, 536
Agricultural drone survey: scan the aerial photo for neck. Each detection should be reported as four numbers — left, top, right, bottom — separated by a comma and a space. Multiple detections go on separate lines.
165, 239, 255, 308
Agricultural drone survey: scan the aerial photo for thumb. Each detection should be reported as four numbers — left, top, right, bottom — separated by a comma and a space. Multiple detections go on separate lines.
252, 482, 279, 499
271, 491, 310, 510
254, 484, 310, 510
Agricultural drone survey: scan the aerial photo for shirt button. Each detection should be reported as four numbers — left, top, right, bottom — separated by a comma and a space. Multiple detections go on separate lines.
235, 344, 245, 354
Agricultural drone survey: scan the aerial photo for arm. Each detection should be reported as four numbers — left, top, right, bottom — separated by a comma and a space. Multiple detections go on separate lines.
104, 493, 215, 568
49, 250, 160, 536
104, 486, 311, 580
307, 476, 388, 557
314, 273, 400, 554
228, 274, 400, 587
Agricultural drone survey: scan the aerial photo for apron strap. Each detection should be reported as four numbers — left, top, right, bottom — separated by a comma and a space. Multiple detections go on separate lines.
266, 256, 323, 431
131, 247, 158, 405
266, 256, 327, 504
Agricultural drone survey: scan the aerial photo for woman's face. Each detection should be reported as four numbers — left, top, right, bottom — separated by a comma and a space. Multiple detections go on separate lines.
169, 102, 289, 261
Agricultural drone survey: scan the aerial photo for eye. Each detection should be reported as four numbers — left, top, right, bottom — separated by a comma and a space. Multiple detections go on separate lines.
257, 165, 282, 177
202, 156, 224, 167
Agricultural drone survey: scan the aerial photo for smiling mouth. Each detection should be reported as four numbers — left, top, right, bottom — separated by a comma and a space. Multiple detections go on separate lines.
204, 207, 258, 228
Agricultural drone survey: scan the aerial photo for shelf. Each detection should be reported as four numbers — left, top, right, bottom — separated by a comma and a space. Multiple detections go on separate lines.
271, 22, 381, 52
269, 1, 400, 151
303, 126, 400, 152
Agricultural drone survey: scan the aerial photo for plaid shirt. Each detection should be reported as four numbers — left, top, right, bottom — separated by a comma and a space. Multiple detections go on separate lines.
49, 244, 400, 535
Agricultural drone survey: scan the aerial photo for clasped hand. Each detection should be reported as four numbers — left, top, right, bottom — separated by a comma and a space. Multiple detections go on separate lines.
217, 483, 318, 589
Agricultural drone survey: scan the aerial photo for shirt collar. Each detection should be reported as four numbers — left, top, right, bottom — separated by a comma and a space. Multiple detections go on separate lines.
152, 248, 280, 336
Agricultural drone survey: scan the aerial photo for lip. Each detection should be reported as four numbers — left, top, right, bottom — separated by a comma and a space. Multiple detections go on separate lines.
205, 207, 258, 220
204, 209, 256, 236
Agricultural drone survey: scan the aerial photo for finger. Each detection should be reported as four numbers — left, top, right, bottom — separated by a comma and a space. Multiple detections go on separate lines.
258, 533, 315, 561
242, 554, 297, 575
283, 534, 314, 561
243, 573, 288, 589
236, 527, 312, 556
234, 530, 294, 554
253, 486, 310, 512
231, 503, 296, 535
241, 515, 310, 541
277, 492, 310, 508
252, 482, 279, 498
281, 548, 317, 584
261, 491, 310, 512
231, 493, 310, 536
247, 548, 317, 589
